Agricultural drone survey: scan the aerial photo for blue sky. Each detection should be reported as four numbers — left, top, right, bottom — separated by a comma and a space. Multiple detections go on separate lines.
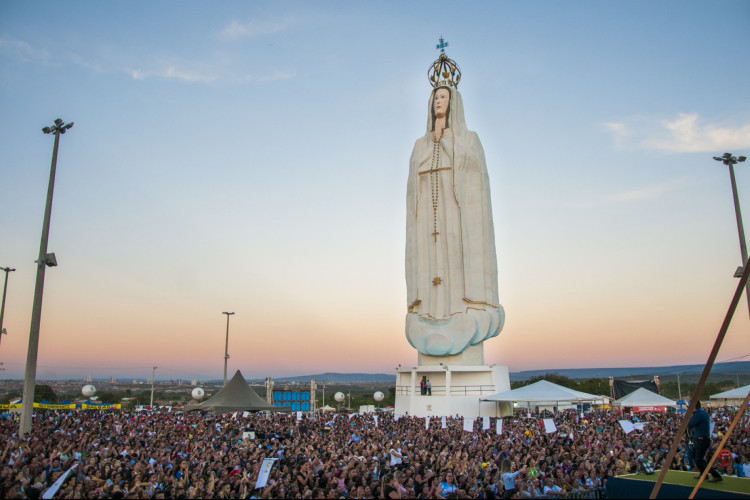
1, 1, 749, 381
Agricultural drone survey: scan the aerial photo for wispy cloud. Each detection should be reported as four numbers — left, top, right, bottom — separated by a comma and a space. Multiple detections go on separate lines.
601, 179, 688, 204
252, 70, 296, 83
0, 37, 52, 64
604, 113, 750, 153
571, 179, 689, 208
220, 17, 295, 39
124, 64, 217, 83
1, 37, 292, 86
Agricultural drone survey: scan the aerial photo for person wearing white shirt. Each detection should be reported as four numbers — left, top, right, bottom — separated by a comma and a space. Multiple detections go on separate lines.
389, 442, 405, 469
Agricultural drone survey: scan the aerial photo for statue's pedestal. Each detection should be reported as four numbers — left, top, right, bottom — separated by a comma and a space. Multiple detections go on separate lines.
394, 363, 512, 418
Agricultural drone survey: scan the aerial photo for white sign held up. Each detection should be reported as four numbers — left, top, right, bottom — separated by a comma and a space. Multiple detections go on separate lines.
254, 458, 278, 489
543, 418, 557, 434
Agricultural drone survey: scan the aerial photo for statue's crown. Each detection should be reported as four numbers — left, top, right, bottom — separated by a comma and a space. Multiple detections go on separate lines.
428, 36, 461, 88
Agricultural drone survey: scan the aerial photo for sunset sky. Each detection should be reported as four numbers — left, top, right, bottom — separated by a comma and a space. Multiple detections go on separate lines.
1, 1, 749, 382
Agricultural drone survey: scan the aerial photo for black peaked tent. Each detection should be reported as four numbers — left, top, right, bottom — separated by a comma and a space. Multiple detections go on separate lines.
185, 370, 289, 414
612, 379, 659, 400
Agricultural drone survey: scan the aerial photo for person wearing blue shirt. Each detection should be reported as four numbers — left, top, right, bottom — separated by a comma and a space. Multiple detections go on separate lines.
500, 459, 526, 499
687, 401, 722, 483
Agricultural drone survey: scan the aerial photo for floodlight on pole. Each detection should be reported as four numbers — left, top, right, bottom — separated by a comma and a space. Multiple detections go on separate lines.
222, 312, 235, 386
0, 267, 15, 352
19, 118, 73, 437
713, 153, 750, 319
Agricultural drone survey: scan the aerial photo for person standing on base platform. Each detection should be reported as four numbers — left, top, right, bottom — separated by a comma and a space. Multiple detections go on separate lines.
687, 401, 722, 483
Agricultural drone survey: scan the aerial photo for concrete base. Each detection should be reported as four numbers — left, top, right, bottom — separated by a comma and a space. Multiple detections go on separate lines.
394, 364, 511, 418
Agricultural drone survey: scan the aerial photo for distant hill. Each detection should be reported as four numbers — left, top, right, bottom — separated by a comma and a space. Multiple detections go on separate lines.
250, 373, 397, 384
247, 362, 750, 384
509, 361, 750, 381
52, 361, 749, 385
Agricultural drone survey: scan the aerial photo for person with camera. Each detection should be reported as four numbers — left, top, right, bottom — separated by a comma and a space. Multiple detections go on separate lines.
687, 401, 722, 483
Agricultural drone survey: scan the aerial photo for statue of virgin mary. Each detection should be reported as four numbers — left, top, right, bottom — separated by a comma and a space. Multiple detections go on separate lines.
405, 49, 504, 362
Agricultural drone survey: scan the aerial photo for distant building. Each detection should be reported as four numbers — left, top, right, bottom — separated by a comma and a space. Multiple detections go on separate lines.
109, 376, 116, 383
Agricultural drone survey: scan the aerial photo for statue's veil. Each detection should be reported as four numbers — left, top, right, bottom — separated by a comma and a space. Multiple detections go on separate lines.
424, 86, 468, 139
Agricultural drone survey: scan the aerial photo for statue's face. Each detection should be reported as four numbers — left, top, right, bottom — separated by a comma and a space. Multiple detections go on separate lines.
433, 88, 450, 119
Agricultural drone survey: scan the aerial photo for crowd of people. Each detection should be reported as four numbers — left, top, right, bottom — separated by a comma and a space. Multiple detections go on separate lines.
0, 406, 746, 499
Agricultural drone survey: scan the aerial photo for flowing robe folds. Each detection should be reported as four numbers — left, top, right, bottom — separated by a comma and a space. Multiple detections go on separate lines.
405, 87, 504, 357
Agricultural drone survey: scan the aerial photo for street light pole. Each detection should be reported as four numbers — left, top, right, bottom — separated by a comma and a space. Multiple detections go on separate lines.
222, 312, 235, 385
19, 118, 73, 436
0, 267, 16, 350
713, 153, 750, 317
150, 366, 157, 408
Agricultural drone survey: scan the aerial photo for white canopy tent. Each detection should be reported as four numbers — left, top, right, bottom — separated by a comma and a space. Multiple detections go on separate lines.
481, 380, 604, 412
710, 384, 750, 406
614, 387, 676, 408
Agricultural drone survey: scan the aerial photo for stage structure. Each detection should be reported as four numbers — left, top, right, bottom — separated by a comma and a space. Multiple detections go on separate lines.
396, 38, 511, 418
271, 379, 316, 412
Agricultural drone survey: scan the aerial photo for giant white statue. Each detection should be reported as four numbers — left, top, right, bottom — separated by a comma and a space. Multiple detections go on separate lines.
406, 41, 504, 362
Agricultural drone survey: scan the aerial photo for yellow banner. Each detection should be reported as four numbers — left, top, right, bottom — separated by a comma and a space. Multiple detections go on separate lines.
82, 404, 121, 410
36, 403, 76, 410
0, 403, 120, 410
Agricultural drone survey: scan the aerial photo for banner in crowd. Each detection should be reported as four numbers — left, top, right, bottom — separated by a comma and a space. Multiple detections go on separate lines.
482, 416, 490, 431
0, 403, 75, 410
82, 404, 121, 410
463, 417, 474, 432
425, 416, 430, 430
254, 458, 278, 489
42, 463, 78, 499
618, 420, 635, 434
496, 419, 502, 435
0, 403, 121, 410
441, 416, 447, 429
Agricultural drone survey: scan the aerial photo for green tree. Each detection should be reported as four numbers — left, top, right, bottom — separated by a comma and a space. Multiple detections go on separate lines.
576, 378, 610, 396
34, 384, 58, 403
385, 387, 396, 406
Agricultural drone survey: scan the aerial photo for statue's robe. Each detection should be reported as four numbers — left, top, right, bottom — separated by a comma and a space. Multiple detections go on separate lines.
405, 87, 504, 357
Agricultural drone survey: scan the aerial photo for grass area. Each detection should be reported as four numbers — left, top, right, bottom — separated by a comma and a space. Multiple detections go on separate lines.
620, 470, 750, 494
